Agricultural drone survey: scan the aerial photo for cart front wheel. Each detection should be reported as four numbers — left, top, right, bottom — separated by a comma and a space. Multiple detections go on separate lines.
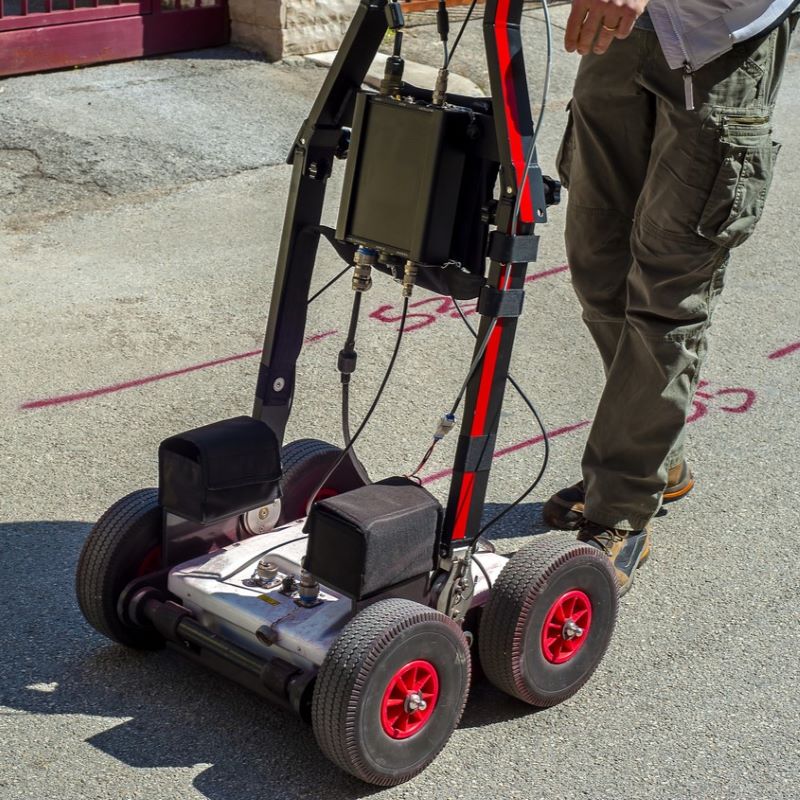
312, 598, 471, 785
479, 537, 618, 707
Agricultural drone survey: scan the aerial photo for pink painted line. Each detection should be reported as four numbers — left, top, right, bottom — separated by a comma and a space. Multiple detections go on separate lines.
421, 419, 591, 485
768, 341, 800, 360
19, 330, 338, 411
525, 264, 569, 283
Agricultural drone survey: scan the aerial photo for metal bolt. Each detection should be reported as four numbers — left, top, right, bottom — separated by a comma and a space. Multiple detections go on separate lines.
562, 619, 584, 640
405, 692, 427, 713
256, 560, 279, 582
243, 558, 280, 588
506, 186, 514, 195
299, 138, 306, 145
273, 377, 285, 392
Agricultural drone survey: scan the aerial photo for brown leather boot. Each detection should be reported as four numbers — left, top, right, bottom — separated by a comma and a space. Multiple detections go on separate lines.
542, 462, 694, 531
577, 521, 652, 597
662, 460, 695, 502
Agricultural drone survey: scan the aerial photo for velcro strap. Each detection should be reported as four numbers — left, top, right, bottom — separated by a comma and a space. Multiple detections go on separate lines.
477, 286, 525, 318
459, 433, 496, 473
488, 231, 539, 264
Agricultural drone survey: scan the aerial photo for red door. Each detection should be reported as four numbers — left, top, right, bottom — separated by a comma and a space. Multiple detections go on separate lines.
0, 0, 229, 77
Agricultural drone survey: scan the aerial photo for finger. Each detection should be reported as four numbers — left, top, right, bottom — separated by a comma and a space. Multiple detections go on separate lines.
565, 2, 591, 52
615, 10, 637, 39
576, 8, 603, 55
593, 20, 619, 54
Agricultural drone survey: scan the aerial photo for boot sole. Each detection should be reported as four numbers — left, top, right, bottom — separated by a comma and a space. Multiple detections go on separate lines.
620, 545, 651, 597
662, 476, 695, 503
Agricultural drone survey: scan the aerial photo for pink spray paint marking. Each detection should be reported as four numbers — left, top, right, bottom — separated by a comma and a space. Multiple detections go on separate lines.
768, 341, 800, 360
420, 373, 759, 485
19, 330, 338, 411
686, 380, 757, 424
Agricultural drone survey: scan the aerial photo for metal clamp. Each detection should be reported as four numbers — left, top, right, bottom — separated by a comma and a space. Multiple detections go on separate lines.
435, 549, 475, 622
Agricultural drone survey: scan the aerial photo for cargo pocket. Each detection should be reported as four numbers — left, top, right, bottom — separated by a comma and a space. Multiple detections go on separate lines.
556, 100, 575, 191
697, 119, 780, 249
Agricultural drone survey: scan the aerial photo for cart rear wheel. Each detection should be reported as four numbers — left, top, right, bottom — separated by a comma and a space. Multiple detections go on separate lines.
479, 537, 617, 707
75, 488, 164, 650
279, 438, 368, 522
312, 598, 471, 785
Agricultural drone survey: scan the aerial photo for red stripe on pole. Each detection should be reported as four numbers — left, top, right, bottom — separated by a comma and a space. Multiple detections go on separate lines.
19, 330, 337, 410
495, 0, 532, 224
450, 471, 476, 540
452, 263, 511, 538
470, 320, 504, 436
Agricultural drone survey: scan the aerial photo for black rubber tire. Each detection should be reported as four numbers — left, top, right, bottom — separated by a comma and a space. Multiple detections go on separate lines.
281, 438, 339, 478
279, 438, 353, 522
312, 598, 471, 786
478, 536, 618, 707
75, 488, 164, 650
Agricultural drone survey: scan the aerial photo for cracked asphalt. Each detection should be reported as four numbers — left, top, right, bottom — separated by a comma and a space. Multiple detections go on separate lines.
0, 48, 322, 229
1, 5, 799, 800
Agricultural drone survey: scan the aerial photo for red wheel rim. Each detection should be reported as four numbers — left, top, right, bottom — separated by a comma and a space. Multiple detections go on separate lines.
136, 545, 162, 577
540, 589, 592, 664
380, 660, 439, 739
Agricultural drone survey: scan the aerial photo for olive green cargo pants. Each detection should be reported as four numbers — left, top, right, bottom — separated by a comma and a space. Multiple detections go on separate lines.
556, 19, 795, 530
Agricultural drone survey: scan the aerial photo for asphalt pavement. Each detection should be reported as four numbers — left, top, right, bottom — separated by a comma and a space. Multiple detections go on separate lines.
1, 5, 799, 800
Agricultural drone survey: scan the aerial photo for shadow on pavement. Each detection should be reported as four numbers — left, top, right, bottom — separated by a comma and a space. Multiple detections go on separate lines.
480, 500, 553, 543
154, 46, 270, 65
0, 518, 549, 799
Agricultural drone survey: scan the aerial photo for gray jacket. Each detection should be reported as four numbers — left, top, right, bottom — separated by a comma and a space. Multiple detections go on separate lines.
648, 0, 798, 71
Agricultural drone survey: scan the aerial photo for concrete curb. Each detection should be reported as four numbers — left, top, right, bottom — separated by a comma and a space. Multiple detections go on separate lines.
304, 50, 484, 97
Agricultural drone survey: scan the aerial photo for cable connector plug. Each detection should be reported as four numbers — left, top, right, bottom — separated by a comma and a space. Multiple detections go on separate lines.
434, 413, 456, 441
432, 67, 449, 106
352, 246, 376, 292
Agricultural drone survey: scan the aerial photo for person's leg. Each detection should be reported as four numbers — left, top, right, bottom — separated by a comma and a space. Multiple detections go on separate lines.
661, 14, 797, 481
545, 30, 658, 533
558, 31, 655, 373
581, 17, 794, 533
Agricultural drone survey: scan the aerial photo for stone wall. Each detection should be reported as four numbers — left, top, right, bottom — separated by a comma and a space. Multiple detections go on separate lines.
230, 0, 359, 61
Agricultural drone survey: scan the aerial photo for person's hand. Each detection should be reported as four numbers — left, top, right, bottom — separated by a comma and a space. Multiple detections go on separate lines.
565, 0, 649, 56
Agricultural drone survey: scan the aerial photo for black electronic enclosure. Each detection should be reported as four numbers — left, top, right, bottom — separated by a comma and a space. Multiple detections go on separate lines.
159, 416, 282, 523
336, 93, 498, 270
303, 478, 443, 601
